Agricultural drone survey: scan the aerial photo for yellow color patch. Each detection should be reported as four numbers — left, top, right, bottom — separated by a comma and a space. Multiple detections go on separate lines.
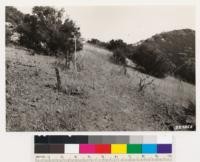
111, 144, 127, 154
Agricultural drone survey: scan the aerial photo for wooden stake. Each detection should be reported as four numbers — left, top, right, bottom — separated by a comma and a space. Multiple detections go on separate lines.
55, 67, 62, 91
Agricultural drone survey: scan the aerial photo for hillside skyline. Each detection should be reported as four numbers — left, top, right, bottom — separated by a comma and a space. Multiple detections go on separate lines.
16, 5, 195, 44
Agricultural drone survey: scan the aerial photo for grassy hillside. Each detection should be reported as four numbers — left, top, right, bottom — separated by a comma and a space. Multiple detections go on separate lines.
6, 44, 195, 131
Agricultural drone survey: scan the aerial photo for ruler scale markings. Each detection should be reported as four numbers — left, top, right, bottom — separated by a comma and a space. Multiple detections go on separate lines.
35, 136, 172, 162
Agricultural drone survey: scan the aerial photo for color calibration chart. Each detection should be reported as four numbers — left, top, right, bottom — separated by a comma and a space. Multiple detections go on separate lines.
35, 135, 173, 162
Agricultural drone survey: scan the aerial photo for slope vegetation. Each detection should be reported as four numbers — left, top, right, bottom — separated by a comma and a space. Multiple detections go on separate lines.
6, 44, 195, 131
132, 29, 195, 83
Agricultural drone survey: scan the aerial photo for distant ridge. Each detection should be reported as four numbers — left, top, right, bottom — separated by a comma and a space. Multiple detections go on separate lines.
131, 29, 195, 84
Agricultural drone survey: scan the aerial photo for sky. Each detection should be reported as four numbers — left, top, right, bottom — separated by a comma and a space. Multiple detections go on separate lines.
16, 5, 195, 44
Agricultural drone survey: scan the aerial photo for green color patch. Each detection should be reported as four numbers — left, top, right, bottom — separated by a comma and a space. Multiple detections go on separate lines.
127, 144, 142, 154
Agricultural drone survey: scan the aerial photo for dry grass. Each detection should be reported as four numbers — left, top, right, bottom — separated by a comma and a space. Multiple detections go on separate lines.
6, 44, 195, 131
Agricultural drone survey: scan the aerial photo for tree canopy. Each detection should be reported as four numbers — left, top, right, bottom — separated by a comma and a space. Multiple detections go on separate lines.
6, 6, 24, 26
17, 6, 82, 56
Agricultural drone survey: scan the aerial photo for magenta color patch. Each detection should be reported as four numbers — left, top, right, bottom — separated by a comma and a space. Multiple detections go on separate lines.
79, 144, 96, 153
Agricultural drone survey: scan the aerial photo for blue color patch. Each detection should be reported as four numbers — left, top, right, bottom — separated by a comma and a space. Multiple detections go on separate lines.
142, 144, 157, 154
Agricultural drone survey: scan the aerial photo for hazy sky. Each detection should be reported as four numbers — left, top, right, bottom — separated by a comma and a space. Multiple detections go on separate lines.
17, 5, 195, 43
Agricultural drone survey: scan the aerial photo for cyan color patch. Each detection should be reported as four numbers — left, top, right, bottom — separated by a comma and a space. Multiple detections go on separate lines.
142, 144, 157, 154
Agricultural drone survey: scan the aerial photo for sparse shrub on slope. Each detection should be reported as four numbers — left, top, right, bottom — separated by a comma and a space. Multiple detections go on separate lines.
107, 39, 135, 66
112, 48, 127, 65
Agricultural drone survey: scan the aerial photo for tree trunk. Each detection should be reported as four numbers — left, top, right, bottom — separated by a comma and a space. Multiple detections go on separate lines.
55, 67, 62, 91
65, 51, 70, 69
